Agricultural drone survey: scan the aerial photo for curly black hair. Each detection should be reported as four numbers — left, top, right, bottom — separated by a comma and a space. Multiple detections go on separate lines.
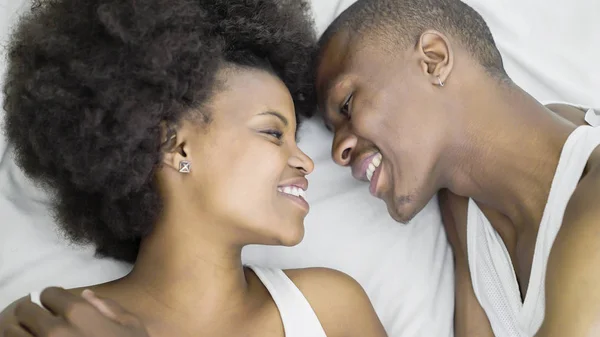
2, 0, 317, 263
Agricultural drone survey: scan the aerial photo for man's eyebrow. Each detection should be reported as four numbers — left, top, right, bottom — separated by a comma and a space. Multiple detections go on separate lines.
258, 111, 288, 126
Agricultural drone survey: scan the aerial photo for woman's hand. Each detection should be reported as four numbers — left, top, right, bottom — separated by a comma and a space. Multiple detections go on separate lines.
3, 287, 149, 337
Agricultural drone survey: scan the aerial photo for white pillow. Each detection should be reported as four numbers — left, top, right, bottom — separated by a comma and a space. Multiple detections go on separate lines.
461, 0, 600, 107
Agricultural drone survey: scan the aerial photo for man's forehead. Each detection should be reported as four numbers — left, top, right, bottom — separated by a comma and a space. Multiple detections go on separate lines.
317, 30, 385, 93
316, 30, 354, 92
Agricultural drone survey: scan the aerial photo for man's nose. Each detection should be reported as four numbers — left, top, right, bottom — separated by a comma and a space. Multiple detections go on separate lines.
331, 126, 358, 166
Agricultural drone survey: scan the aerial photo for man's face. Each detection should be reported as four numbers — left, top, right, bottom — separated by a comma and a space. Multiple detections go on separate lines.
316, 30, 454, 223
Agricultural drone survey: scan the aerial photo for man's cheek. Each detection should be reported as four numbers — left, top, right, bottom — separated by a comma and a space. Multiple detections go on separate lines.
355, 109, 389, 141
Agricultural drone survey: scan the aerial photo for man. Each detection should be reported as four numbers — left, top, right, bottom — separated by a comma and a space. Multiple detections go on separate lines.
315, 0, 600, 336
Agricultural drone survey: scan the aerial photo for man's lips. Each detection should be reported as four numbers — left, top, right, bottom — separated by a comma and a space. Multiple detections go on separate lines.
351, 152, 379, 182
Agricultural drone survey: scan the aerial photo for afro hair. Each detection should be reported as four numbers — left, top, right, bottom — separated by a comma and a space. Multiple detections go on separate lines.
3, 0, 317, 263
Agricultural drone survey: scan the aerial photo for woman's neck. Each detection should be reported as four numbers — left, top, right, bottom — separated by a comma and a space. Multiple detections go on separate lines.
122, 208, 257, 325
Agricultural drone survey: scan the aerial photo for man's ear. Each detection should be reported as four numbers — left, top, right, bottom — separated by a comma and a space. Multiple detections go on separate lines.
416, 30, 454, 86
160, 122, 191, 172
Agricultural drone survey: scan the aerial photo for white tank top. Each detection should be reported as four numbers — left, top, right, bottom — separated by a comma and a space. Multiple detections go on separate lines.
31, 266, 327, 337
249, 265, 328, 337
467, 122, 600, 337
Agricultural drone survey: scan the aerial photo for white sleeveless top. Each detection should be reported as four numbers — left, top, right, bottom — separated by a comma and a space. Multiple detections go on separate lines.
467, 121, 600, 337
30, 265, 327, 337
249, 265, 328, 337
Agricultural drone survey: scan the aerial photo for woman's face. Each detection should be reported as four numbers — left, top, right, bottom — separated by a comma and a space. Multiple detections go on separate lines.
173, 67, 314, 247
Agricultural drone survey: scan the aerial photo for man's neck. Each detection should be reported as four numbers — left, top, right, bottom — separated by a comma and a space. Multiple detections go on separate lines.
447, 85, 576, 233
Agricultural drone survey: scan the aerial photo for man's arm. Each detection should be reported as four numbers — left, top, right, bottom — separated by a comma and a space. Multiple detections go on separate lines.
1, 288, 150, 337
438, 191, 495, 337
536, 168, 600, 337
454, 258, 495, 337
0, 297, 28, 336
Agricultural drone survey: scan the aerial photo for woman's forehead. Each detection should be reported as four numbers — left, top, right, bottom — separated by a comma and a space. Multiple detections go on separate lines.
210, 69, 296, 121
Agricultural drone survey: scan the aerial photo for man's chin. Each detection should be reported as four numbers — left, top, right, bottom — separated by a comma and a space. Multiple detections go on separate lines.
376, 183, 421, 223
384, 197, 414, 224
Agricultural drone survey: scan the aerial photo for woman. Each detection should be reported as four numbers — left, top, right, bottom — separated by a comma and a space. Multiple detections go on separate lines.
0, 0, 386, 336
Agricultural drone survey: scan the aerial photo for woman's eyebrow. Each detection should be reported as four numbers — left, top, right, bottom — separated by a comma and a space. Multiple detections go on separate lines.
258, 111, 288, 126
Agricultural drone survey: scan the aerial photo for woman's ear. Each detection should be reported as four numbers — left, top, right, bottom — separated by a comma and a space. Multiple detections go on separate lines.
160, 122, 190, 173
416, 30, 454, 86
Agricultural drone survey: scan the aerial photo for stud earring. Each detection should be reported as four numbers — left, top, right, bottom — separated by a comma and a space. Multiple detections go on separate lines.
437, 76, 445, 87
179, 160, 191, 173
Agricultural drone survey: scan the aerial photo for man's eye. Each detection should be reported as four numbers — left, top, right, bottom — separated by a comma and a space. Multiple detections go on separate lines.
340, 94, 353, 119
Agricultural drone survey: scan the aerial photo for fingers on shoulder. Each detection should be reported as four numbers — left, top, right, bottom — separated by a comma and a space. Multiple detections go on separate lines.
1, 297, 28, 327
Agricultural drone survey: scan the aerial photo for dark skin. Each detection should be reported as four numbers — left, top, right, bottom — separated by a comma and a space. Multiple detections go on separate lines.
2, 288, 150, 337
316, 27, 600, 337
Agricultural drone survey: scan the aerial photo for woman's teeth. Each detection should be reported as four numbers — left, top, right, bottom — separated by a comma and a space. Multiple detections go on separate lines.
366, 152, 383, 182
277, 186, 307, 199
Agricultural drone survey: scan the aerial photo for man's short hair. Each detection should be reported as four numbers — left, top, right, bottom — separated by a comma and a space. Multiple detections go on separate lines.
319, 0, 508, 79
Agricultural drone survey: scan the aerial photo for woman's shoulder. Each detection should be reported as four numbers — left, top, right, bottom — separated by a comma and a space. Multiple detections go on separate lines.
282, 267, 387, 337
283, 267, 366, 312
283, 267, 368, 303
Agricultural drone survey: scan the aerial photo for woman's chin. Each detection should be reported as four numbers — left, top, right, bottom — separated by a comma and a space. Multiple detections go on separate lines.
271, 220, 305, 247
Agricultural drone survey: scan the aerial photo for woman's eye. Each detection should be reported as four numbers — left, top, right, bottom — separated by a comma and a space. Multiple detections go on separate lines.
340, 94, 353, 119
263, 129, 283, 140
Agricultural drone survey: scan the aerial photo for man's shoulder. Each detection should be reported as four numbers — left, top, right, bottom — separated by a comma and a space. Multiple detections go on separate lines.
537, 155, 600, 337
587, 146, 600, 177
563, 157, 600, 231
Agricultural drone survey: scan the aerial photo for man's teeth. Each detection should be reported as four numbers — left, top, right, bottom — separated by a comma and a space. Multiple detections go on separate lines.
277, 186, 307, 199
366, 152, 383, 182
